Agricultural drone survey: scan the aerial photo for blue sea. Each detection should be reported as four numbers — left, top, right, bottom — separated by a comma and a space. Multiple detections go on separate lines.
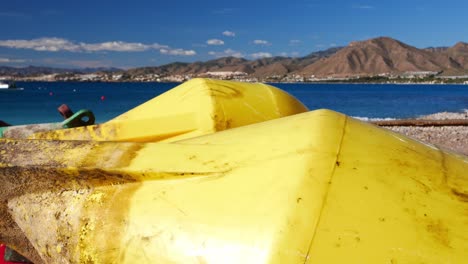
0, 81, 467, 125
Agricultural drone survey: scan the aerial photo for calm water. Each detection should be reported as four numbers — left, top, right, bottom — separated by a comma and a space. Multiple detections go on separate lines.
0, 81, 467, 125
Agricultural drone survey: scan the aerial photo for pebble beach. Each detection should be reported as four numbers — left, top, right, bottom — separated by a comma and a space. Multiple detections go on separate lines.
386, 110, 468, 156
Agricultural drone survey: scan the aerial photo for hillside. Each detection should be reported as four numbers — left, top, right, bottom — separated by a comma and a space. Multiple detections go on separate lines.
2, 37, 468, 81
0, 66, 120, 77
445, 42, 468, 70
123, 47, 342, 78
298, 37, 467, 77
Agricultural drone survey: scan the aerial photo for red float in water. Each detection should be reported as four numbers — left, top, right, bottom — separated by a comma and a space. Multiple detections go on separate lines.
101, 95, 105, 101
49, 92, 53, 96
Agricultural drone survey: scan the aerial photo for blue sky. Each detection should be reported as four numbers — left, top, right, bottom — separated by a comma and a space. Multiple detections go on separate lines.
1, 0, 468, 69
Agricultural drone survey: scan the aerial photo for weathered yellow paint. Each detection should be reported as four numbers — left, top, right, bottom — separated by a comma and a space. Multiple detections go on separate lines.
29, 78, 308, 142
0, 110, 467, 263
304, 118, 468, 263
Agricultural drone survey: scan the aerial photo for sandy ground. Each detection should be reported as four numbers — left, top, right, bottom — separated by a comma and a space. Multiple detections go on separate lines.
385, 110, 468, 156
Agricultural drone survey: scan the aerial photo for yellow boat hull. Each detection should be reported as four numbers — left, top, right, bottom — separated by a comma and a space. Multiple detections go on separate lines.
29, 78, 308, 142
1, 109, 467, 263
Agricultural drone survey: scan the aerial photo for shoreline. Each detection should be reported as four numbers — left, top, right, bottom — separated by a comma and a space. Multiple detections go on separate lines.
382, 110, 468, 156
6, 79, 468, 85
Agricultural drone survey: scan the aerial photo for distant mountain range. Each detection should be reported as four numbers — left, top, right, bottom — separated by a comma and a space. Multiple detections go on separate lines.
123, 47, 342, 78
0, 66, 121, 77
2, 37, 468, 79
298, 37, 468, 77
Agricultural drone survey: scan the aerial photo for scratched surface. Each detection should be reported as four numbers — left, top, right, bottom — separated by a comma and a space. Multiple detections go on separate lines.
0, 110, 467, 263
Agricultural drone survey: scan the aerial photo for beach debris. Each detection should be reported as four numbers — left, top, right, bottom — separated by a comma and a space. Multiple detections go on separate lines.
57, 104, 74, 119
0, 108, 95, 139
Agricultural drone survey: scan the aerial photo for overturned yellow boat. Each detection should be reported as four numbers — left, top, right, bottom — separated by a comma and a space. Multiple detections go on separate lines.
1, 107, 467, 263
29, 78, 308, 142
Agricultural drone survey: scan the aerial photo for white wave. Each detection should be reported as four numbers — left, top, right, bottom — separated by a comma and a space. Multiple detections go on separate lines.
352, 116, 398, 121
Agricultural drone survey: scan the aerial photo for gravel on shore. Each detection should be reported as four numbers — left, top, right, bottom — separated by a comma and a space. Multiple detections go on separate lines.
385, 110, 468, 156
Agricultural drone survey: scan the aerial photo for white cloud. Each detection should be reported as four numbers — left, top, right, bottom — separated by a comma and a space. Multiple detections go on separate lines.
150, 43, 170, 49
81, 41, 150, 52
222, 31, 236, 37
315, 43, 338, 49
206, 39, 225, 45
0, 58, 27, 63
353, 5, 374, 9
0, 38, 81, 52
251, 52, 272, 59
289, 39, 302, 46
160, 48, 196, 56
0, 37, 194, 56
253, 39, 271, 46
208, 49, 244, 58
291, 51, 300, 57
277, 52, 300, 58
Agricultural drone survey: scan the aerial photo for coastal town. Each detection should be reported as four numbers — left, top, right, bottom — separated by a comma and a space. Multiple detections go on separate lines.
1, 69, 468, 84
